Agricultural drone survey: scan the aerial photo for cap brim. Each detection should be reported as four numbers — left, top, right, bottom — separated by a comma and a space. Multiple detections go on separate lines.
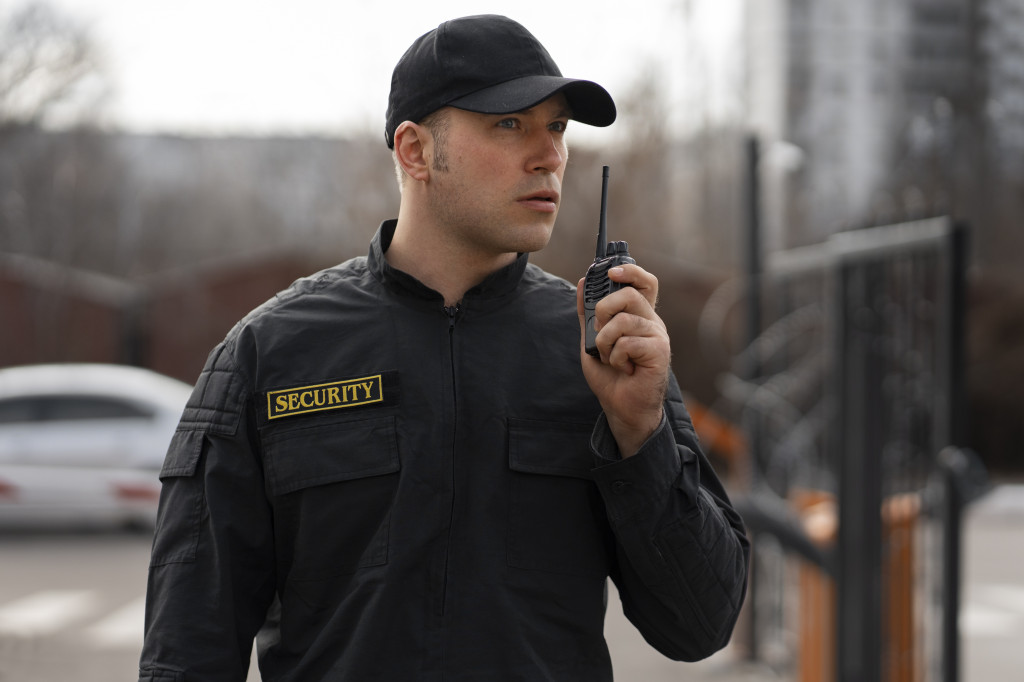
447, 75, 616, 127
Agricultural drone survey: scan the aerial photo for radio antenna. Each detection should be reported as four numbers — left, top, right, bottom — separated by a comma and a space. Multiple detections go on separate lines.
596, 165, 609, 259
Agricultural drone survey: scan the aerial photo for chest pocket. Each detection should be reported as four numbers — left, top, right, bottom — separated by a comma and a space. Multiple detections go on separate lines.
507, 418, 612, 579
262, 415, 399, 584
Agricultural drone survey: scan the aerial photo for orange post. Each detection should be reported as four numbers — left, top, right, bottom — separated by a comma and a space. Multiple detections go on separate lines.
792, 491, 921, 682
793, 491, 837, 682
883, 494, 920, 682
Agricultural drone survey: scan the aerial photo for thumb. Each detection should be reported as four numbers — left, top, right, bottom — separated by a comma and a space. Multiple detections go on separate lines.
575, 278, 586, 327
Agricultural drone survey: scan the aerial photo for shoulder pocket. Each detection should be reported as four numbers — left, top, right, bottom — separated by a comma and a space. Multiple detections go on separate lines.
160, 429, 204, 478
507, 418, 610, 578
151, 429, 206, 567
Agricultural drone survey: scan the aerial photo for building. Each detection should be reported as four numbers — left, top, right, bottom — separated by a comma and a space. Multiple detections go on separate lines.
744, 0, 980, 250
0, 250, 331, 384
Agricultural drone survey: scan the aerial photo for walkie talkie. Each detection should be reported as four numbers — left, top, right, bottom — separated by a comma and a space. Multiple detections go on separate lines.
584, 165, 635, 357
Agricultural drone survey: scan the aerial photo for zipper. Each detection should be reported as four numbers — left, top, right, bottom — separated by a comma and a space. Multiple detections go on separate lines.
440, 303, 461, 616
444, 303, 461, 328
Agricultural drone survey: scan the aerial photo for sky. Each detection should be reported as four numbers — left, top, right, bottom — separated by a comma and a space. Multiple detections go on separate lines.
41, 0, 742, 142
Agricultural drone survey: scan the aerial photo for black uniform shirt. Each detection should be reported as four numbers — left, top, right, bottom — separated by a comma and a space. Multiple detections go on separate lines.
139, 220, 749, 681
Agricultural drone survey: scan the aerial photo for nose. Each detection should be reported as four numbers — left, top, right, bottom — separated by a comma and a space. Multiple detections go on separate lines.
527, 129, 565, 174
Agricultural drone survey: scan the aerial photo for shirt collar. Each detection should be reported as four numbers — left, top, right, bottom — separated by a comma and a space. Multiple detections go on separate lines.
368, 219, 530, 304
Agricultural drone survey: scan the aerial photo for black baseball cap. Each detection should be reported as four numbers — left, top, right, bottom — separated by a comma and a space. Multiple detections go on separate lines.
385, 14, 616, 149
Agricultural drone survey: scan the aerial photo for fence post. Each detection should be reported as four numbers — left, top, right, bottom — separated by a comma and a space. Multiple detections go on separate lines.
740, 134, 764, 662
939, 447, 966, 682
939, 221, 969, 682
834, 260, 884, 682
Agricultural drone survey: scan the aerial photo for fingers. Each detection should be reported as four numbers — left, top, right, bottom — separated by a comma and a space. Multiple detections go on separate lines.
593, 285, 666, 337
576, 265, 658, 327
608, 264, 658, 309
576, 277, 586, 320
595, 310, 669, 371
577, 264, 669, 370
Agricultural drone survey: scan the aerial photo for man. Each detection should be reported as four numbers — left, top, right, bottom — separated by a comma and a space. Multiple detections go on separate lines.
140, 14, 748, 681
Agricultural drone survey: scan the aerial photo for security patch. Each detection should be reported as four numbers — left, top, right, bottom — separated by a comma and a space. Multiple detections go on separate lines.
267, 374, 385, 420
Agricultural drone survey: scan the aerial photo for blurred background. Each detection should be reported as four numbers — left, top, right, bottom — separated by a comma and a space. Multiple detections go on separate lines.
0, 0, 1021, 680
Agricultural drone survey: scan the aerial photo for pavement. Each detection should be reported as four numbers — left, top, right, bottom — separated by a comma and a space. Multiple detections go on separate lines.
603, 482, 1024, 682
4, 485, 1018, 681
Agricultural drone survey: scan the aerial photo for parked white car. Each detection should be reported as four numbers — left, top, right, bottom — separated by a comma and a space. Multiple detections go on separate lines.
0, 363, 192, 529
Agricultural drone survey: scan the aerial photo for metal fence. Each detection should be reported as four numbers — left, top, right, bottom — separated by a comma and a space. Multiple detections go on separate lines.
704, 216, 985, 682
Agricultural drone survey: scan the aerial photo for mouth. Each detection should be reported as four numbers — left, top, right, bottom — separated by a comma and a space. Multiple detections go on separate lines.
517, 189, 560, 212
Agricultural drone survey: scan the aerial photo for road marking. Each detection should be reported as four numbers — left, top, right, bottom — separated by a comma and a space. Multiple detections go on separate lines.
0, 590, 99, 637
85, 595, 146, 649
976, 584, 1024, 613
962, 604, 1023, 638
963, 584, 1024, 638
973, 484, 1024, 518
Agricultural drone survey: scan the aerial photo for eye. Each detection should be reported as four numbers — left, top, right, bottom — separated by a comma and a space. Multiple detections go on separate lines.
549, 120, 568, 133
497, 117, 519, 129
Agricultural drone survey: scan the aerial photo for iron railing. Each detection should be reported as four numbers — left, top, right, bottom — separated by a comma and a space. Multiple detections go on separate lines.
707, 215, 984, 682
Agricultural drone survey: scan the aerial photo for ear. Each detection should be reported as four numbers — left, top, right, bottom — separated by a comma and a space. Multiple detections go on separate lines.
393, 121, 431, 183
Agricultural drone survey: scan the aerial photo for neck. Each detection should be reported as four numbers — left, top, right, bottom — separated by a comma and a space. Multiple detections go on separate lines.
387, 211, 517, 307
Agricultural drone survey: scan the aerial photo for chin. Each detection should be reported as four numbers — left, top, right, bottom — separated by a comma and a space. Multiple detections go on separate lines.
516, 229, 555, 254
493, 214, 556, 254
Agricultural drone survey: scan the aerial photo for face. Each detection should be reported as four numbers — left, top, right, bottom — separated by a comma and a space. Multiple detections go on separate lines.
424, 93, 570, 258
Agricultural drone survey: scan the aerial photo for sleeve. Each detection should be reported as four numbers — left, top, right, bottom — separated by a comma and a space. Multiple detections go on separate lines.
139, 342, 276, 682
590, 373, 750, 662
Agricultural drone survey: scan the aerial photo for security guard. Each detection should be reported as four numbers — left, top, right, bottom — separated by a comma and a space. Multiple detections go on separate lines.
140, 15, 749, 681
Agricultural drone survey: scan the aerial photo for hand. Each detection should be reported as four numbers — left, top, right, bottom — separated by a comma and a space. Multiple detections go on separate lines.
576, 264, 671, 457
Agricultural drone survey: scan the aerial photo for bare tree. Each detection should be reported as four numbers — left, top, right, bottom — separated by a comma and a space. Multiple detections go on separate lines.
0, 1, 105, 131
0, 1, 113, 264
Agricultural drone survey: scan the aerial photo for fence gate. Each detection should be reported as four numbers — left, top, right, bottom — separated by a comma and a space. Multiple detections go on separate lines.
712, 216, 980, 682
